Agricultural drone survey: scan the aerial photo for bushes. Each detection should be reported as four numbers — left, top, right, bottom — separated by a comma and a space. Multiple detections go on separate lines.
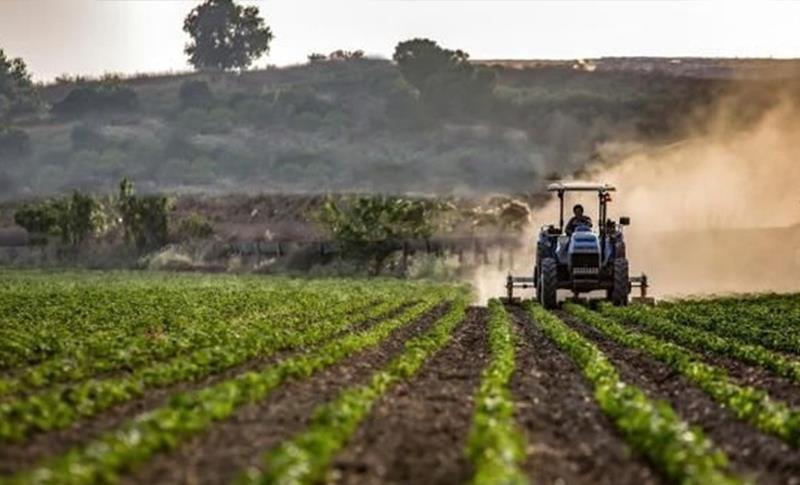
175, 212, 214, 240
117, 178, 171, 250
13, 191, 100, 245
178, 80, 213, 109
317, 195, 439, 275
52, 83, 139, 117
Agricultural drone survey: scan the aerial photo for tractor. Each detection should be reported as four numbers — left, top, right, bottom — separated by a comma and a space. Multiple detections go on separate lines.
505, 181, 652, 308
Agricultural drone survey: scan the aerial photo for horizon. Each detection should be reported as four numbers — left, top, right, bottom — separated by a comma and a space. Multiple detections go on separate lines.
3, 0, 800, 82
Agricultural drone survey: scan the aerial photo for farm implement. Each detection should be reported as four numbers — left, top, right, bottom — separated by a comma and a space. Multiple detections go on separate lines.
504, 181, 654, 307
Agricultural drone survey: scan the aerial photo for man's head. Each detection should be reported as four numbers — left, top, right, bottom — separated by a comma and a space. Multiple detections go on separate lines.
573, 204, 584, 217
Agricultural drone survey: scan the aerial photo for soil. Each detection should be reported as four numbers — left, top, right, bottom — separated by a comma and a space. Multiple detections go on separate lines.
558, 311, 800, 485
509, 306, 662, 485
0, 303, 412, 476
118, 303, 451, 485
329, 306, 488, 485
628, 321, 800, 408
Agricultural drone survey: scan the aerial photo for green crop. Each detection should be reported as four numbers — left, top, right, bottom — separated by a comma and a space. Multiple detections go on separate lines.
601, 303, 800, 385
5, 290, 464, 485
466, 299, 527, 485
531, 303, 741, 485
240, 297, 469, 485
567, 304, 800, 448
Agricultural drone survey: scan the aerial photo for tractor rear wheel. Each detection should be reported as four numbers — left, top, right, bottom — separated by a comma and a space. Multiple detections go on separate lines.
539, 257, 558, 309
610, 258, 629, 306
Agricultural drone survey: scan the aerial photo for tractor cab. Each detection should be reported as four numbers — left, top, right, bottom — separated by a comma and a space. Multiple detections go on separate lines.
505, 181, 652, 308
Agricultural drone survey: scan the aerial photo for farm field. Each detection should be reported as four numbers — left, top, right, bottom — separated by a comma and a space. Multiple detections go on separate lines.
1, 272, 800, 484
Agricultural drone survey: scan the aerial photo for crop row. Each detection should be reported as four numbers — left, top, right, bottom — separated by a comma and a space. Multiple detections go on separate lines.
6, 295, 462, 485
601, 303, 800, 385
654, 299, 800, 355
566, 304, 800, 447
0, 274, 433, 372
0, 297, 383, 398
466, 299, 526, 485
243, 296, 468, 484
0, 290, 432, 442
528, 303, 739, 484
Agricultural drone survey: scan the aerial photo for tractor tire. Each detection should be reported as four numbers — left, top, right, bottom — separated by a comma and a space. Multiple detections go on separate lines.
610, 258, 630, 306
539, 257, 558, 309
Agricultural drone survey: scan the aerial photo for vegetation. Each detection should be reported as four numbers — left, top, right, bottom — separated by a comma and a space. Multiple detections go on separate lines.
601, 303, 800, 384
0, 48, 39, 119
52, 82, 138, 117
2, 271, 462, 484
467, 300, 526, 484
566, 303, 800, 447
247, 297, 468, 484
183, 0, 274, 71
530, 303, 740, 484
317, 195, 440, 274
13, 191, 100, 244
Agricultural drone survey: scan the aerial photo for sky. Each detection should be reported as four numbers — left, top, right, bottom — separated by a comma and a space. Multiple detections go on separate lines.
2, 0, 800, 82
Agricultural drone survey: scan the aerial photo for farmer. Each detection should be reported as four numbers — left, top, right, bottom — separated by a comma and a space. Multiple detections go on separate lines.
565, 204, 592, 236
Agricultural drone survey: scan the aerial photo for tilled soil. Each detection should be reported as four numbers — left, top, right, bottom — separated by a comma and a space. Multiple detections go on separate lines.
119, 303, 451, 485
0, 303, 412, 476
509, 306, 661, 485
558, 311, 800, 485
329, 307, 488, 485
627, 322, 800, 408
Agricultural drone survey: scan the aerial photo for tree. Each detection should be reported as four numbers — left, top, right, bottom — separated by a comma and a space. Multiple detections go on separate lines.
117, 178, 171, 250
183, 0, 274, 71
0, 48, 39, 119
393, 39, 469, 91
392, 38, 495, 117
317, 195, 438, 275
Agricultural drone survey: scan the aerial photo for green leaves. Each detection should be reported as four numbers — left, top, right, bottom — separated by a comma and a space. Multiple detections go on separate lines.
8, 290, 461, 485
467, 300, 526, 485
245, 298, 468, 485
531, 303, 740, 485
567, 303, 800, 448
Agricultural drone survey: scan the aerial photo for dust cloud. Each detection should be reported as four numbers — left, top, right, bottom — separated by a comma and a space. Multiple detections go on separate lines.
471, 92, 800, 301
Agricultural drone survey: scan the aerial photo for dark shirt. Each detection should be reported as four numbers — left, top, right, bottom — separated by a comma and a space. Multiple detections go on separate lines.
566, 215, 592, 235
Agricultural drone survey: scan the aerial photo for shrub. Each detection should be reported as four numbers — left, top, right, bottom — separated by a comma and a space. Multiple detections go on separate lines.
179, 80, 213, 109
175, 213, 214, 240
117, 178, 171, 250
317, 195, 438, 275
52, 84, 139, 117
13, 191, 100, 244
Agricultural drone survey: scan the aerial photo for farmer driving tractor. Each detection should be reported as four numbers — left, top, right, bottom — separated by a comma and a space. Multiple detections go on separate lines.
565, 204, 592, 236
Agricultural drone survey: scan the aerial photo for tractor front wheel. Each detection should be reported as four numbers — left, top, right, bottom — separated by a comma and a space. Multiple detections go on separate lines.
539, 257, 558, 309
610, 258, 630, 306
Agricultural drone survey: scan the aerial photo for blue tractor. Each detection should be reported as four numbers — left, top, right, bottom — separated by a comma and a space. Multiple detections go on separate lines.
505, 181, 651, 308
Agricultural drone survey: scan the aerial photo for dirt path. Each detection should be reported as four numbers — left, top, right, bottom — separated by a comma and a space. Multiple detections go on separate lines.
0, 303, 413, 476
120, 303, 451, 485
329, 307, 488, 485
558, 311, 800, 485
509, 306, 661, 485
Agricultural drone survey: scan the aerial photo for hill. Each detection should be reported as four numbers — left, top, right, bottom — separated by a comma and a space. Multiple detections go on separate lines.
1, 56, 798, 199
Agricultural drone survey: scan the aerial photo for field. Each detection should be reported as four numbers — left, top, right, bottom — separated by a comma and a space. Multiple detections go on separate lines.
1, 272, 800, 484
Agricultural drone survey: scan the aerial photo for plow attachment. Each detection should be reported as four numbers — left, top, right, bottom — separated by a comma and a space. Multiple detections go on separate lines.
501, 273, 655, 305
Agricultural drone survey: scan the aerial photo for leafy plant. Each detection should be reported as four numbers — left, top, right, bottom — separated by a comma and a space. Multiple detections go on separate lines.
467, 299, 527, 484
567, 303, 800, 448
531, 303, 740, 485
317, 195, 439, 275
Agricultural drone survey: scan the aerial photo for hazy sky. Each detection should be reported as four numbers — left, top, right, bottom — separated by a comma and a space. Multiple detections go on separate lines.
2, 0, 800, 82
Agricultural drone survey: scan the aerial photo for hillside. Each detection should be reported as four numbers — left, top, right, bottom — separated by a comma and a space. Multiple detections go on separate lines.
2, 56, 798, 200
